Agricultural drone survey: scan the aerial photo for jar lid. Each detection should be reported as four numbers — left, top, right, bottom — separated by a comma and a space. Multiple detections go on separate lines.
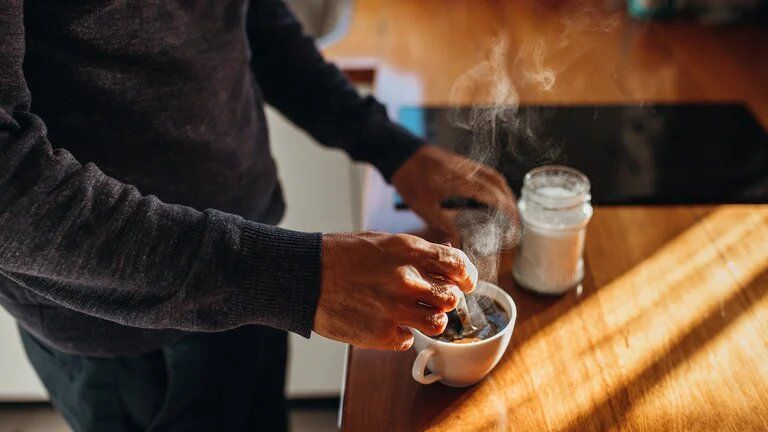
521, 165, 591, 210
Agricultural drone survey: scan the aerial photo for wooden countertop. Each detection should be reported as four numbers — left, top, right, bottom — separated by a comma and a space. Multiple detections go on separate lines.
324, 1, 768, 430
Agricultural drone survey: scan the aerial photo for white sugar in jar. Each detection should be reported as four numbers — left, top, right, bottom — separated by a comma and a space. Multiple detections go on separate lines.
512, 166, 593, 295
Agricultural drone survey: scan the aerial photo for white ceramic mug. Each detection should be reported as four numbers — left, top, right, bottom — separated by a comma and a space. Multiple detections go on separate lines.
410, 281, 517, 387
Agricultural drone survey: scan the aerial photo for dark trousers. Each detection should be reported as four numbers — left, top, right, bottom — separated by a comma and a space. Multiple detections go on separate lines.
20, 325, 288, 432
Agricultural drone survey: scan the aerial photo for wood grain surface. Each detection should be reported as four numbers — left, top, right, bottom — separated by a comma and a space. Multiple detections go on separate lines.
325, 1, 768, 430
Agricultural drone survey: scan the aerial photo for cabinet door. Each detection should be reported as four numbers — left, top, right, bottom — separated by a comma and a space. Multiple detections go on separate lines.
267, 107, 351, 397
0, 308, 47, 401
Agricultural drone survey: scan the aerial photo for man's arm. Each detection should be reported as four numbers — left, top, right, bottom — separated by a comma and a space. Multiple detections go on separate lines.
0, 0, 321, 337
246, 0, 423, 180
245, 0, 519, 236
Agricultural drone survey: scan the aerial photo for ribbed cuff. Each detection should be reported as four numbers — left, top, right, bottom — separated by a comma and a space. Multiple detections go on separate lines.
235, 221, 322, 338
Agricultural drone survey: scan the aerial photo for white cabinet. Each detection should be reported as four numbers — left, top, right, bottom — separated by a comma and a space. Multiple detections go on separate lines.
0, 308, 48, 401
266, 107, 353, 398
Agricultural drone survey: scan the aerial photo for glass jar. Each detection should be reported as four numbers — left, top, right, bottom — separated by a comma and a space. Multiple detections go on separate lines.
512, 165, 593, 294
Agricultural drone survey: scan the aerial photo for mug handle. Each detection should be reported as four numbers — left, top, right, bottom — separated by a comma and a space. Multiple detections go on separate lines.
412, 347, 442, 384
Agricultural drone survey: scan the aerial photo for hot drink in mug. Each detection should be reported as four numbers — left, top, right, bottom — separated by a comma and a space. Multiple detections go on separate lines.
410, 281, 516, 387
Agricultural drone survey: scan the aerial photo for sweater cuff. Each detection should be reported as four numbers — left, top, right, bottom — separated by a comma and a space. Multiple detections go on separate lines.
235, 221, 322, 338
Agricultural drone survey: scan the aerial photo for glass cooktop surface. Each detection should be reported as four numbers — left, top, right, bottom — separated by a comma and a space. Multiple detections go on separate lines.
396, 103, 768, 206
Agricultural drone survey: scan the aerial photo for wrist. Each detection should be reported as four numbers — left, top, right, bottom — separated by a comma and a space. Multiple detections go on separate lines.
320, 233, 353, 290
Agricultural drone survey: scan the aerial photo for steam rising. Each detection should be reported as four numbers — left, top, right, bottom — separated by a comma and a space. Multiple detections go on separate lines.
450, 2, 622, 316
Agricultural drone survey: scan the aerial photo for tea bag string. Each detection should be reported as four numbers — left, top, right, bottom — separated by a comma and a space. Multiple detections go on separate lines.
440, 242, 477, 336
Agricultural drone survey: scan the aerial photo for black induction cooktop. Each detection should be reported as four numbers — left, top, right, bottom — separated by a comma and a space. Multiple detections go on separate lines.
396, 103, 768, 205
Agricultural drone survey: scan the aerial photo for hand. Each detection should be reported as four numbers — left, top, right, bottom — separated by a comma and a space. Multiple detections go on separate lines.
314, 232, 478, 351
391, 146, 519, 234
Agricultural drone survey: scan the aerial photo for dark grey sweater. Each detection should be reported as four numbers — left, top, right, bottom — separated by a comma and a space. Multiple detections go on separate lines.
0, 0, 422, 356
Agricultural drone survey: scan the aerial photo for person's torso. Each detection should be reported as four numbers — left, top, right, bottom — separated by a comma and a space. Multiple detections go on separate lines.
2, 0, 286, 356
22, 0, 283, 219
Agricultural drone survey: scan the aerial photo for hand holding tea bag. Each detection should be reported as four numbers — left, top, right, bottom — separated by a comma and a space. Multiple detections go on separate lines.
315, 232, 478, 351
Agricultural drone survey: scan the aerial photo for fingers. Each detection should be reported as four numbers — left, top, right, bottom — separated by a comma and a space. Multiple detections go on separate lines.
376, 267, 461, 350
420, 246, 478, 293
396, 307, 448, 337
463, 180, 516, 214
412, 277, 461, 311
391, 326, 414, 351
480, 167, 514, 197
359, 234, 482, 352
457, 168, 519, 223
387, 234, 476, 292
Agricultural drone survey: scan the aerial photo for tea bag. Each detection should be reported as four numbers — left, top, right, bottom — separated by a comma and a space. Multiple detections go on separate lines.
436, 295, 508, 343
448, 286, 480, 337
